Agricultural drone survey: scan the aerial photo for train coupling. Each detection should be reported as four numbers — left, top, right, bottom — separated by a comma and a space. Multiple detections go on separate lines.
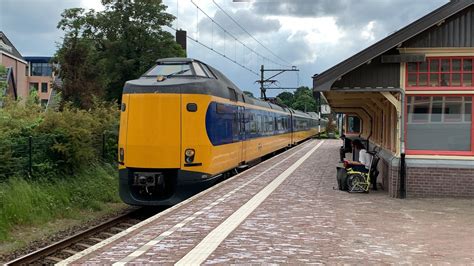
133, 172, 164, 188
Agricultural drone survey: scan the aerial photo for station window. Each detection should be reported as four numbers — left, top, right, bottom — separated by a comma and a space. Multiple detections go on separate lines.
346, 115, 361, 134
406, 57, 474, 89
406, 95, 473, 154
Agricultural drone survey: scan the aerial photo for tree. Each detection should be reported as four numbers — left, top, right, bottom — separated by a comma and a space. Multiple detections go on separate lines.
243, 91, 255, 98
291, 87, 316, 112
55, 0, 186, 107
275, 87, 318, 112
54, 34, 108, 109
276, 91, 293, 107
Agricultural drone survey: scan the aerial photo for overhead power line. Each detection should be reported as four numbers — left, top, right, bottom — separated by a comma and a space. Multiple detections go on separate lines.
168, 25, 259, 76
212, 0, 292, 68
190, 0, 288, 69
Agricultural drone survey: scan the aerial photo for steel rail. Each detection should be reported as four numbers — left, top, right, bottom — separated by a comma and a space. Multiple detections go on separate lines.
5, 207, 143, 265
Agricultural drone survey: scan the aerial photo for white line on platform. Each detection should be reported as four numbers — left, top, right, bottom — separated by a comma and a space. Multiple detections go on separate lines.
108, 140, 317, 265
176, 140, 324, 265
57, 140, 315, 266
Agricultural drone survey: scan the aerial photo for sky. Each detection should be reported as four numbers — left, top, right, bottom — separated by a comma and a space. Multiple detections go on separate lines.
0, 0, 448, 97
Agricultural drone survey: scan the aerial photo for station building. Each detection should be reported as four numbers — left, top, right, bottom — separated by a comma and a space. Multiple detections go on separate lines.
313, 0, 474, 198
0, 31, 55, 106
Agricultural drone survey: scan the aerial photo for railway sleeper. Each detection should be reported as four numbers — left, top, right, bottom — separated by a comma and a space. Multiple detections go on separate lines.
75, 243, 92, 249
62, 249, 78, 256
119, 222, 135, 227
110, 226, 124, 232
101, 232, 116, 238
45, 256, 63, 263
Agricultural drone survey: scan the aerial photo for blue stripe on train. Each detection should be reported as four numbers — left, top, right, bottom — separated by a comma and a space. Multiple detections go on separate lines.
205, 102, 295, 146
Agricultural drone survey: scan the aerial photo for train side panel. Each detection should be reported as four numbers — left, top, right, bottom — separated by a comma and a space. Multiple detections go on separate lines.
181, 94, 242, 176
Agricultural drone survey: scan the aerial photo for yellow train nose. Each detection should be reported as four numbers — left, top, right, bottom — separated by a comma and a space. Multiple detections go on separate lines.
123, 94, 182, 168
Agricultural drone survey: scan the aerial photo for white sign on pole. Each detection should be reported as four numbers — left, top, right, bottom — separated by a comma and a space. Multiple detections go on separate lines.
320, 104, 331, 114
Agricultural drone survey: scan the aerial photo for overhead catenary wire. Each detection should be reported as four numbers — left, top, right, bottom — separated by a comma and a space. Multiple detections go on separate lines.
212, 0, 292, 68
168, 25, 259, 76
190, 0, 288, 69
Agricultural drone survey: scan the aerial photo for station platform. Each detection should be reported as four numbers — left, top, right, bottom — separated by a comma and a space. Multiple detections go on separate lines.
59, 139, 474, 265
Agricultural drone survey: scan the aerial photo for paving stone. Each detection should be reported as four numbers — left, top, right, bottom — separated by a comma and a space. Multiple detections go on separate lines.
66, 140, 474, 265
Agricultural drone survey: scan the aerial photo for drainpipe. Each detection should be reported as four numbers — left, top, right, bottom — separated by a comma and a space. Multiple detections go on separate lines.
399, 90, 406, 199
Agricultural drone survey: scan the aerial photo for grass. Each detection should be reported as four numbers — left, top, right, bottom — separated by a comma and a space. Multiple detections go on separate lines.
316, 131, 340, 139
0, 163, 122, 241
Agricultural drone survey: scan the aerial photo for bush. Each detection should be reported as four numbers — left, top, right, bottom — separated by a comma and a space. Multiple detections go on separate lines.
0, 96, 119, 180
0, 96, 121, 240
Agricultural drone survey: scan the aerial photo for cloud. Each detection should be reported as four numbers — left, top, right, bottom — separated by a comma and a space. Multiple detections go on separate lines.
1, 0, 451, 93
0, 0, 104, 56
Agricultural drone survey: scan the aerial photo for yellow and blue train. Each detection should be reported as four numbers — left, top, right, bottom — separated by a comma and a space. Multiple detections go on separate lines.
118, 58, 325, 206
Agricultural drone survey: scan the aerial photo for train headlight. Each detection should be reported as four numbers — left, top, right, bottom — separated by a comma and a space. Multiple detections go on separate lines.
185, 149, 195, 157
185, 149, 195, 163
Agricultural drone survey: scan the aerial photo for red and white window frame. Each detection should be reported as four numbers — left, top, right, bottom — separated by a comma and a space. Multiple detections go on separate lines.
405, 56, 474, 91
404, 55, 474, 156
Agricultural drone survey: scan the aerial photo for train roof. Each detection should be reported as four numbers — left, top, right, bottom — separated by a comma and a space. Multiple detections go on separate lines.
124, 58, 312, 116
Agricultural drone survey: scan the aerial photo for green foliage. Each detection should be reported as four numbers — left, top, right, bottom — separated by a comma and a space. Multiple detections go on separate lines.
0, 65, 8, 104
0, 98, 119, 179
276, 86, 318, 112
54, 37, 108, 109
276, 91, 294, 107
55, 0, 186, 107
243, 91, 255, 98
0, 164, 119, 240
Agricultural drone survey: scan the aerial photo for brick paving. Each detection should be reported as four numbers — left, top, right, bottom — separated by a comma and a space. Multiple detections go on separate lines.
64, 139, 474, 265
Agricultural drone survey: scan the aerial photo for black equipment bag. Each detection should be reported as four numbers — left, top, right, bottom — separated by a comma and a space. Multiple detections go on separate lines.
336, 167, 348, 191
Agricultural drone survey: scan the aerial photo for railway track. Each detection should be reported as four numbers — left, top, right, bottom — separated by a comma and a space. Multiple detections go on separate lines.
5, 207, 165, 265
5, 140, 315, 265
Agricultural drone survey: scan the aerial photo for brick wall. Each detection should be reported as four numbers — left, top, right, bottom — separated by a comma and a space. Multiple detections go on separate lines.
385, 160, 474, 198
406, 167, 474, 197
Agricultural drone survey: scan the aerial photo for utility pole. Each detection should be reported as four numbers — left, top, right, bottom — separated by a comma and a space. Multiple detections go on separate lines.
313, 90, 322, 137
257, 65, 299, 101
260, 65, 265, 99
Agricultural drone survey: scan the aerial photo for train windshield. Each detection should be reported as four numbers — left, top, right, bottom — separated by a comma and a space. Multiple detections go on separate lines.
144, 63, 192, 77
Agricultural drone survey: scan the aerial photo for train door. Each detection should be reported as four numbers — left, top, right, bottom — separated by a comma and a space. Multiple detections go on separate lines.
238, 106, 246, 164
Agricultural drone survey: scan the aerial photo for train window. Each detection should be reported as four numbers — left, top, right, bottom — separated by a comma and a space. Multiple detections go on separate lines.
192, 62, 207, 77
232, 112, 240, 140
216, 103, 232, 114
266, 116, 273, 132
228, 88, 238, 102
144, 63, 192, 77
263, 116, 267, 133
201, 64, 217, 79
250, 114, 257, 133
257, 114, 263, 133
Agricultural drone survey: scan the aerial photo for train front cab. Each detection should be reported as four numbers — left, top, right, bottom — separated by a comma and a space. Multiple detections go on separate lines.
118, 91, 185, 205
